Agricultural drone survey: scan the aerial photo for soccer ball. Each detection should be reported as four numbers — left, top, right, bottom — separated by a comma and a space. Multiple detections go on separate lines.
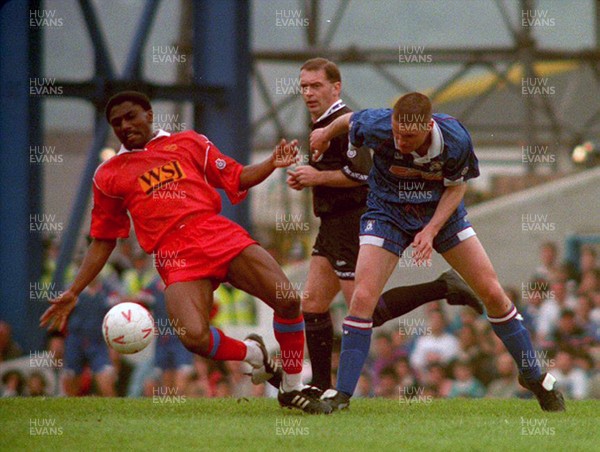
102, 302, 155, 354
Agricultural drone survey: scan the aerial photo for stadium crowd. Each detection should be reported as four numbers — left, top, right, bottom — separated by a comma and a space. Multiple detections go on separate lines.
1, 238, 599, 401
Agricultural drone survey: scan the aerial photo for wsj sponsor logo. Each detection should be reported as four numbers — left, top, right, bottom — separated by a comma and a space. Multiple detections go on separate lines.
138, 160, 186, 195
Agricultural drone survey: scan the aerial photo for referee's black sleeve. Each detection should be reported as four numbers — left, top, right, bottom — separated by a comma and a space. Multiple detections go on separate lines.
341, 140, 372, 184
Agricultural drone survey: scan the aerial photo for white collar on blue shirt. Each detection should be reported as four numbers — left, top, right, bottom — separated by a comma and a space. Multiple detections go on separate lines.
117, 129, 171, 155
314, 99, 346, 123
411, 119, 444, 164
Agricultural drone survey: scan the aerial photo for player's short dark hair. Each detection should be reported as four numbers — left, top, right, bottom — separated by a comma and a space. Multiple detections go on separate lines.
301, 57, 341, 84
105, 90, 152, 122
393, 92, 432, 124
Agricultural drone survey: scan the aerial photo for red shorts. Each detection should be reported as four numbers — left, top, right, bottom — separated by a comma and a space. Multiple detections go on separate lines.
154, 215, 257, 287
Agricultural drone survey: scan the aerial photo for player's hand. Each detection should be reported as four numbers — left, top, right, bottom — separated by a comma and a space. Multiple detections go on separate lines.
286, 171, 304, 190
288, 165, 322, 187
39, 289, 78, 332
309, 128, 331, 162
272, 139, 299, 168
411, 227, 436, 266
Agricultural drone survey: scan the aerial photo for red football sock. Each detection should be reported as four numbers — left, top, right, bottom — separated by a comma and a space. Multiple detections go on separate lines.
273, 314, 305, 374
207, 326, 246, 361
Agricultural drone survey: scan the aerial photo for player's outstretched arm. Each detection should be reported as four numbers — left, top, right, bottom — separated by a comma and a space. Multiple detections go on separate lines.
412, 184, 467, 264
239, 139, 299, 190
310, 112, 352, 160
39, 238, 116, 331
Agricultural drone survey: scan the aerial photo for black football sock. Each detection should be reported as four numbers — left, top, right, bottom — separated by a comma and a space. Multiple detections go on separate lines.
303, 311, 333, 390
373, 280, 447, 327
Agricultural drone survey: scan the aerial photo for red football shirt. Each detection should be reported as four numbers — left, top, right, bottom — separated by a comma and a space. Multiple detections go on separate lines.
91, 130, 247, 253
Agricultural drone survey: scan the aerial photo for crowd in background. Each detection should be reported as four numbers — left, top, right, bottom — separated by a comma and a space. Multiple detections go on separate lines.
1, 238, 599, 401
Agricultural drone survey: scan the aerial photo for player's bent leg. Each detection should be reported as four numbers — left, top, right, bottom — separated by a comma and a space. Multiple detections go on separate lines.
324, 245, 398, 409
164, 280, 214, 355
302, 256, 341, 391
372, 269, 484, 327
441, 236, 510, 316
442, 236, 565, 411
165, 280, 260, 367
227, 245, 331, 413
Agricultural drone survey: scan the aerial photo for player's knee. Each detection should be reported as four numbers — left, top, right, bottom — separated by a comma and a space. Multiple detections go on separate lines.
179, 325, 211, 356
351, 285, 378, 307
302, 294, 329, 313
478, 282, 506, 307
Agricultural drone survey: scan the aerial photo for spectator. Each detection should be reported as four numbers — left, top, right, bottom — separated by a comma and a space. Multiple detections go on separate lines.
144, 274, 193, 397
551, 350, 589, 400
394, 357, 417, 392
447, 361, 485, 398
531, 241, 558, 282
26, 372, 48, 397
486, 353, 520, 398
1, 370, 25, 397
375, 366, 399, 399
63, 275, 117, 396
409, 310, 459, 375
355, 373, 373, 398
420, 363, 452, 398
0, 321, 23, 363
549, 309, 591, 351
368, 332, 397, 388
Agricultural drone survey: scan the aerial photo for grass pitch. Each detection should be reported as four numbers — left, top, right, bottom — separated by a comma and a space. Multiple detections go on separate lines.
1, 397, 598, 451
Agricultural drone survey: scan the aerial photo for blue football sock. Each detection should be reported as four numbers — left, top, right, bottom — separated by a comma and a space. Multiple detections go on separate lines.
489, 305, 542, 381
336, 316, 373, 397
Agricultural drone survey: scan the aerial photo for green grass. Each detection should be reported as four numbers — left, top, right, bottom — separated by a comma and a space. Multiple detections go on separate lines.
0, 397, 598, 451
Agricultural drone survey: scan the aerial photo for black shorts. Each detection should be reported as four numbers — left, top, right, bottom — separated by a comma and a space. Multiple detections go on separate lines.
311, 207, 365, 280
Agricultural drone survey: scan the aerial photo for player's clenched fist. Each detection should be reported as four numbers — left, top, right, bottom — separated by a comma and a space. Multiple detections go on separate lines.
309, 128, 331, 161
272, 138, 299, 168
39, 290, 78, 332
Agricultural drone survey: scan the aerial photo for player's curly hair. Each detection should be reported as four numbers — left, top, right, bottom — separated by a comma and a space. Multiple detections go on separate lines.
105, 90, 152, 122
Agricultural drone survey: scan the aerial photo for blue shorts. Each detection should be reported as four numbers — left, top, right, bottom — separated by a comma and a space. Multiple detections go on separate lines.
155, 336, 194, 372
64, 334, 112, 375
359, 195, 476, 256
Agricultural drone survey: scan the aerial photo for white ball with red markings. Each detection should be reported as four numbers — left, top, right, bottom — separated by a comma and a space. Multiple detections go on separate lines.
102, 302, 155, 354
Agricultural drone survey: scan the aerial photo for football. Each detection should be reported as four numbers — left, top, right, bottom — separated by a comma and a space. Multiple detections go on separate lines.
102, 302, 155, 354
